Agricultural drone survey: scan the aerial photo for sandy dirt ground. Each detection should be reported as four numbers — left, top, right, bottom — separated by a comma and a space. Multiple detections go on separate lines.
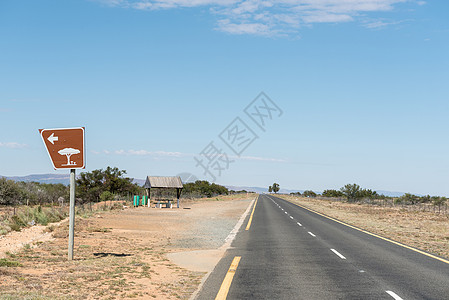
0, 218, 68, 259
278, 195, 449, 259
0, 195, 253, 299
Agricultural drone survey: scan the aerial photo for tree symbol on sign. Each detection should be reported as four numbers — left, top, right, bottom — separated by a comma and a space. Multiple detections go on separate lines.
58, 148, 80, 166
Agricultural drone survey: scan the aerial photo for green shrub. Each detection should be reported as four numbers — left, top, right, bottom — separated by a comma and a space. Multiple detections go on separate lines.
9, 222, 21, 232
8, 215, 25, 231
0, 228, 9, 235
0, 258, 21, 267
34, 210, 48, 225
45, 209, 60, 223
11, 215, 26, 227
100, 191, 114, 202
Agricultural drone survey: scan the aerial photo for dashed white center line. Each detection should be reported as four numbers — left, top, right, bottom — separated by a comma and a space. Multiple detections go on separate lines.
285, 212, 288, 214
330, 249, 346, 260
289, 216, 294, 219
386, 291, 403, 300
297, 222, 302, 227
308, 232, 316, 237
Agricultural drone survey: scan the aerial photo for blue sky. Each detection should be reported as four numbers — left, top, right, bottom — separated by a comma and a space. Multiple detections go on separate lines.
1, 0, 448, 195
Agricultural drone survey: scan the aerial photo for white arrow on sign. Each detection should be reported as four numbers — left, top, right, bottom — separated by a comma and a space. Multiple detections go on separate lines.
48, 133, 59, 145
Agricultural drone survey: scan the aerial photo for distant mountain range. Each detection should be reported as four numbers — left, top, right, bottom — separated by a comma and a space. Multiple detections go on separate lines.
1, 174, 406, 197
1, 173, 146, 186
2, 174, 72, 185
225, 185, 304, 194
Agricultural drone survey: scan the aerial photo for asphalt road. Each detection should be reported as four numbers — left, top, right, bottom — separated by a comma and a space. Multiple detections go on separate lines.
196, 194, 449, 300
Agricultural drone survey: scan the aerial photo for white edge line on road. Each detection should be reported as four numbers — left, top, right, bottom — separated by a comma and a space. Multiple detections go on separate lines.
386, 291, 404, 300
297, 222, 302, 226
308, 232, 316, 237
284, 198, 449, 265
331, 248, 346, 260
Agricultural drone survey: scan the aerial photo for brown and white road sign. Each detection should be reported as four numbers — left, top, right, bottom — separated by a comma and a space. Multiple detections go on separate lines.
39, 127, 85, 170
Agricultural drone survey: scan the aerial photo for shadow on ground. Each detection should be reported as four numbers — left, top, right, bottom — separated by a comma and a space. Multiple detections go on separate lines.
93, 252, 133, 258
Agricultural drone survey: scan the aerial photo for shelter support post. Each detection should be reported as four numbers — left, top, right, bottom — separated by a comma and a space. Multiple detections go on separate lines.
176, 188, 182, 208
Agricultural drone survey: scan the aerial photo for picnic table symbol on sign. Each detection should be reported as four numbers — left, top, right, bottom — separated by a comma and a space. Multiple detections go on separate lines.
58, 148, 81, 166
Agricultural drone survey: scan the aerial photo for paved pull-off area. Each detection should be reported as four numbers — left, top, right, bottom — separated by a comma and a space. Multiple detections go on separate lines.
197, 194, 449, 300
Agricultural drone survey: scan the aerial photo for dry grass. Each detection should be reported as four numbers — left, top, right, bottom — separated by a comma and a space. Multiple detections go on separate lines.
0, 216, 202, 299
0, 195, 253, 299
278, 195, 449, 259
180, 193, 256, 204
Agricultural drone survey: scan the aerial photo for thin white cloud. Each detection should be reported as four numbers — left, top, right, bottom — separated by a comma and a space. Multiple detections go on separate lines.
114, 150, 126, 155
236, 155, 287, 162
96, 149, 191, 157
196, 152, 287, 162
217, 19, 273, 35
94, 148, 286, 162
97, 0, 417, 35
0, 142, 28, 149
127, 150, 187, 157
301, 12, 353, 24
363, 18, 406, 29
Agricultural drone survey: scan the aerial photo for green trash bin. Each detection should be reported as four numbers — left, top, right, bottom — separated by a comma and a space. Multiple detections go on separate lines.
133, 195, 141, 207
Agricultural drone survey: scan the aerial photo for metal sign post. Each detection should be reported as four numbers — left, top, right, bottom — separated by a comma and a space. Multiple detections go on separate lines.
39, 127, 85, 261
68, 169, 76, 260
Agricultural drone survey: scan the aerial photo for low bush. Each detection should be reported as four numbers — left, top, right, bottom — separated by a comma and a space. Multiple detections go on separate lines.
0, 258, 21, 267
2, 206, 68, 235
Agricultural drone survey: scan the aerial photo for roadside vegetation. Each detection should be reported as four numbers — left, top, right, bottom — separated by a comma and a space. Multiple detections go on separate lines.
1, 168, 237, 237
0, 167, 140, 237
76, 167, 141, 203
182, 180, 229, 198
288, 183, 448, 214
0, 206, 67, 235
268, 183, 280, 194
